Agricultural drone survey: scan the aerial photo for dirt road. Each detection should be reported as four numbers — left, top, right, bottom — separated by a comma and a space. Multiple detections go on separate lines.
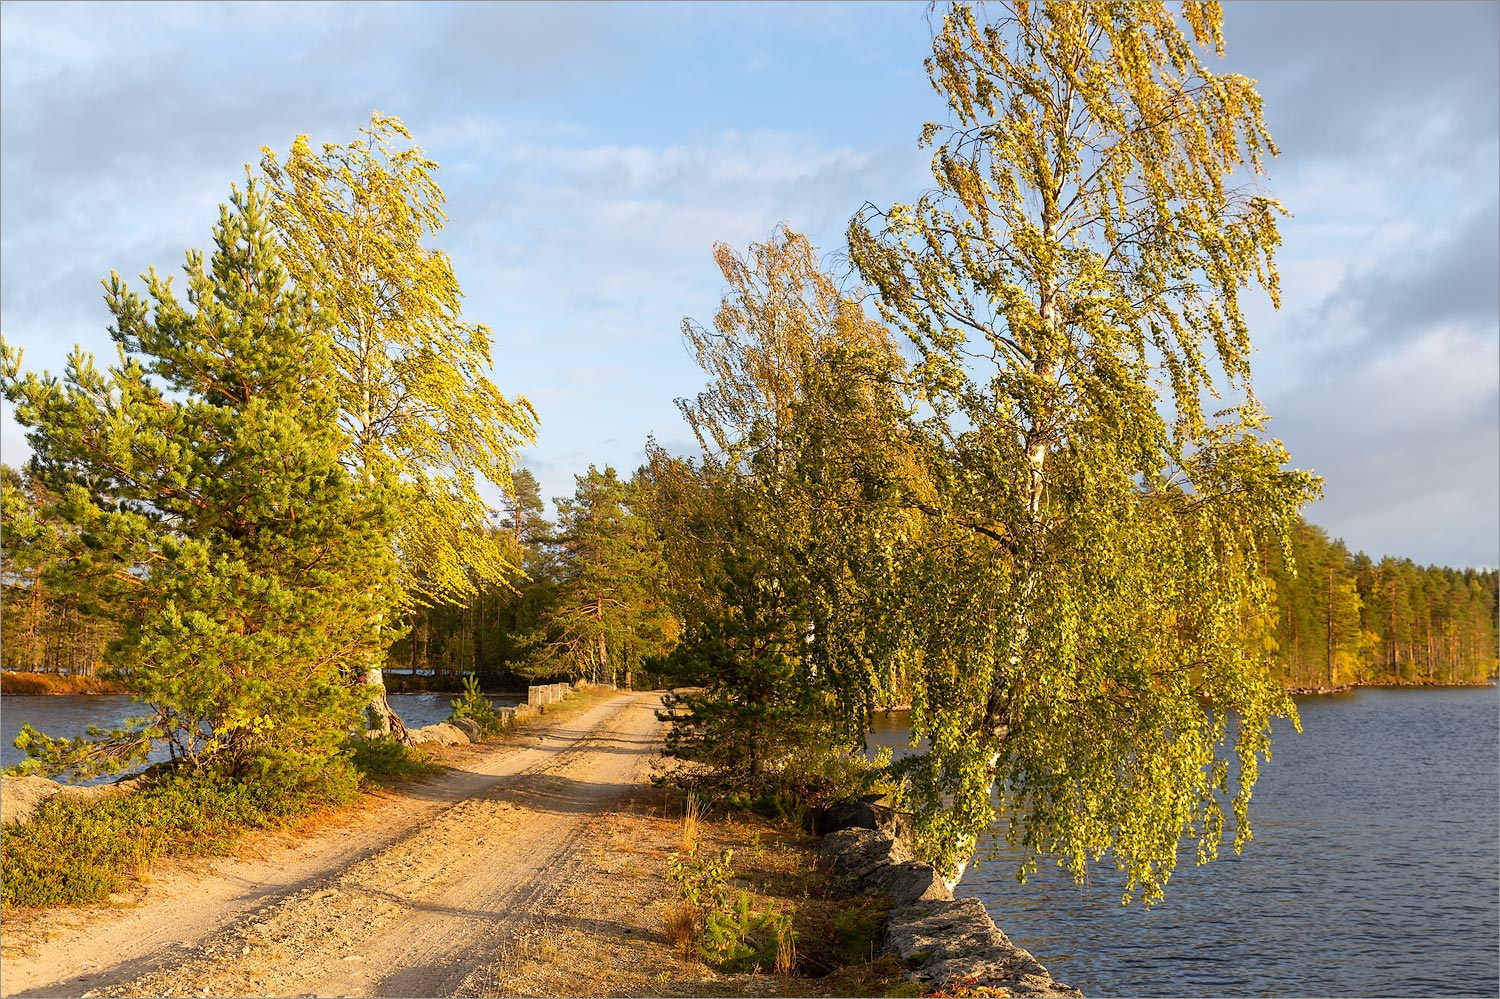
0, 690, 666, 999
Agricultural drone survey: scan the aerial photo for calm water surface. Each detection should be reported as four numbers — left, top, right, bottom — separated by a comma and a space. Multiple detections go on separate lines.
0, 692, 511, 776
870, 686, 1499, 997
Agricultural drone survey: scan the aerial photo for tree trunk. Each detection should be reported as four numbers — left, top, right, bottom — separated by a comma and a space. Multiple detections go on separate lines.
363, 666, 410, 742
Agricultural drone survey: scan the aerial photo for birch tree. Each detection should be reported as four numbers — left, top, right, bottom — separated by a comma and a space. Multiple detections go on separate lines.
847, 1, 1321, 902
260, 115, 537, 733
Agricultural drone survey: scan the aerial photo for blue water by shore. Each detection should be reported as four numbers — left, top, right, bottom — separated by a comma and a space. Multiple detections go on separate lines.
870, 685, 1499, 997
0, 692, 512, 778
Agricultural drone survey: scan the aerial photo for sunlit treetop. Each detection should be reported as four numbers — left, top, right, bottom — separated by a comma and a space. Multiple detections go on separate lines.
261, 114, 538, 608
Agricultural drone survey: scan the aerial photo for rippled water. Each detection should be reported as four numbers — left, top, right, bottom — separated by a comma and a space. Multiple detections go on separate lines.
870, 686, 1500, 997
0, 691, 513, 777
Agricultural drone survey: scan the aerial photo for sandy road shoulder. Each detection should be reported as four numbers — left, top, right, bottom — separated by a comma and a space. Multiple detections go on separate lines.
0, 690, 666, 999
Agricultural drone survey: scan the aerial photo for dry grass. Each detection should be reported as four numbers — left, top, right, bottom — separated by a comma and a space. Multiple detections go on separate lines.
773, 915, 797, 976
466, 784, 913, 998
493, 685, 621, 744
662, 900, 699, 958
0, 671, 124, 696
680, 793, 701, 853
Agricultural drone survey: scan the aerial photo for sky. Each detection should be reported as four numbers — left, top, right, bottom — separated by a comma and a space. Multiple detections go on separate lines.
2, 1, 1496, 570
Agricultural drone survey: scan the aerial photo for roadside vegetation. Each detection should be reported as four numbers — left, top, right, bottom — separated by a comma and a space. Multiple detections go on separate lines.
0, 744, 441, 910
476, 783, 914, 998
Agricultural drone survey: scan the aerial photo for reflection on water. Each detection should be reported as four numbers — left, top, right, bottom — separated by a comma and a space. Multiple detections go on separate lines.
0, 691, 516, 780
867, 687, 1499, 997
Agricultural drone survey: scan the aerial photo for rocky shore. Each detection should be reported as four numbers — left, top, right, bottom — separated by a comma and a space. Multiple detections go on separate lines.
819, 798, 1083, 997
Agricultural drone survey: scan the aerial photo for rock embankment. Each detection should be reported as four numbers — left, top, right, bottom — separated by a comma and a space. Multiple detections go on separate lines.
821, 801, 1082, 998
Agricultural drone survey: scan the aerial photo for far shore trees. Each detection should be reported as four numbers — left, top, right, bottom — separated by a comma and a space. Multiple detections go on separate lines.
842, 1, 1321, 900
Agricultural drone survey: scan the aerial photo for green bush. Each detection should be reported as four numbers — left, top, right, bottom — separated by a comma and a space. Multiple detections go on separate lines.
1, 761, 362, 909
665, 737, 894, 829
664, 844, 795, 973
450, 675, 506, 739
833, 893, 892, 966
348, 737, 441, 785
666, 845, 735, 913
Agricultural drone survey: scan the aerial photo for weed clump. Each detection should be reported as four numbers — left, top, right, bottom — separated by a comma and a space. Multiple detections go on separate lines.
662, 843, 798, 974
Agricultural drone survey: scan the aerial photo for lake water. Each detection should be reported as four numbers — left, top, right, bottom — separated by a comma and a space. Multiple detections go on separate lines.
0, 692, 513, 777
870, 686, 1500, 997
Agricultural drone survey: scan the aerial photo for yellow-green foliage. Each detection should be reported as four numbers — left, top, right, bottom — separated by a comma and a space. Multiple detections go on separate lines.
1, 183, 399, 788
261, 115, 538, 609
839, 1, 1322, 903
664, 844, 795, 973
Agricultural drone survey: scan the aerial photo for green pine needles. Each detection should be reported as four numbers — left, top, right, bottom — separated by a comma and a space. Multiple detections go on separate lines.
1, 182, 397, 790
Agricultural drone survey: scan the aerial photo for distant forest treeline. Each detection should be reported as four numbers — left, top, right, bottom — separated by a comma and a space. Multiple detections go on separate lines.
1266, 521, 1498, 688
4, 459, 1495, 690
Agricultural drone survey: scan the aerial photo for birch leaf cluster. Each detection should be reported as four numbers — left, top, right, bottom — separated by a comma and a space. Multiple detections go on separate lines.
261, 114, 538, 608
834, 1, 1324, 901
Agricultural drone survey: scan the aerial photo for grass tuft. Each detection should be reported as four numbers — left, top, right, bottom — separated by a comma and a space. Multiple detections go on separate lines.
681, 792, 701, 853
662, 900, 700, 959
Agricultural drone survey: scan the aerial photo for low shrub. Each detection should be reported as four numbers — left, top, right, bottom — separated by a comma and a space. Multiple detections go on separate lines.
450, 675, 507, 739
1, 765, 356, 909
0, 736, 438, 910
663, 843, 797, 973
700, 889, 796, 973
662, 739, 894, 834
348, 737, 441, 785
834, 892, 893, 966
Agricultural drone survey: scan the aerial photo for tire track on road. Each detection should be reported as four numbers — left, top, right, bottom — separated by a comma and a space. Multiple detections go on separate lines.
2, 691, 665, 999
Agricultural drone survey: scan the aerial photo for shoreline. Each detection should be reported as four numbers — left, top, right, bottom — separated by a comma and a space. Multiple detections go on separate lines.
0, 671, 126, 696
9, 673, 1491, 701
0, 669, 526, 698
1285, 678, 1497, 696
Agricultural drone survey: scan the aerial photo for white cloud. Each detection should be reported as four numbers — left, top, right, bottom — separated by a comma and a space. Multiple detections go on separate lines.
1267, 327, 1499, 567
1, 1, 1495, 568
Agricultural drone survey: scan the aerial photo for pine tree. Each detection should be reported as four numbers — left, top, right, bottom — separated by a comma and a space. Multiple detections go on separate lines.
651, 225, 916, 788
1, 183, 395, 786
1, 464, 123, 675
544, 466, 675, 687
